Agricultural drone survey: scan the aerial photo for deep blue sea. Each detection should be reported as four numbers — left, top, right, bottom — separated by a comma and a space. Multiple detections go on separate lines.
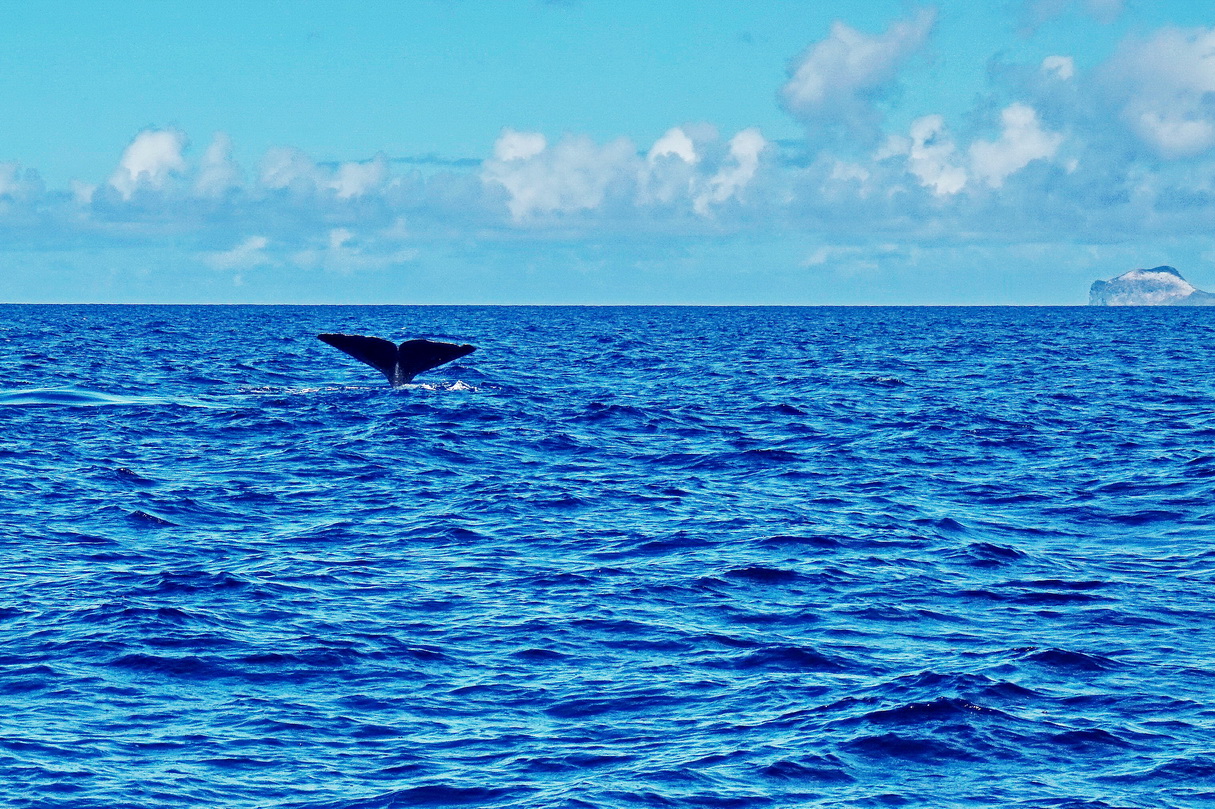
1, 304, 1213, 809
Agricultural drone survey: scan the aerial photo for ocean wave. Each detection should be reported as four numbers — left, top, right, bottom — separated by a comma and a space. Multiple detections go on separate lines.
0, 387, 213, 408
3, 304, 1215, 808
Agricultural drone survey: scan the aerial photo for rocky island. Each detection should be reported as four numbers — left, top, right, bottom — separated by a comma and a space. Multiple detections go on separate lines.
1089, 266, 1215, 306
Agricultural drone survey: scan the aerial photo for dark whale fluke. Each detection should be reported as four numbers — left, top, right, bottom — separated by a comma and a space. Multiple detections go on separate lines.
318, 333, 475, 387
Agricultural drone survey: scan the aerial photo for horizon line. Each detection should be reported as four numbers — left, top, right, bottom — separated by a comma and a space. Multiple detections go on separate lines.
1, 300, 1104, 308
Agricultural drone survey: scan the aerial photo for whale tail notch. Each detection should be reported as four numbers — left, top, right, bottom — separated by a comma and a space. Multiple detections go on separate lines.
318, 333, 476, 387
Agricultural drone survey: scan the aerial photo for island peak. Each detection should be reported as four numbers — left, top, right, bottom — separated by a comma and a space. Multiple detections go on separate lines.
1089, 266, 1215, 306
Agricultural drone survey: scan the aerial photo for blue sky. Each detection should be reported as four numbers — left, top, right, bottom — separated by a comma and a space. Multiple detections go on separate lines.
2, 0, 1214, 304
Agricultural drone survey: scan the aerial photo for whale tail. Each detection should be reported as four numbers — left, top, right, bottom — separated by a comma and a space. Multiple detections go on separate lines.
318, 333, 476, 387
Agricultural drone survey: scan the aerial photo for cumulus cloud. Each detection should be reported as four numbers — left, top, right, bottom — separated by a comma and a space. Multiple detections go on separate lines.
969, 104, 1063, 188
1041, 55, 1075, 81
70, 181, 96, 205
195, 133, 243, 198
260, 146, 319, 192
493, 129, 547, 162
872, 101, 1067, 197
639, 127, 697, 206
802, 243, 904, 270
293, 228, 356, 269
0, 162, 43, 201
879, 115, 967, 195
291, 227, 417, 273
205, 235, 272, 271
1104, 26, 1215, 159
104, 129, 389, 207
481, 130, 640, 220
693, 128, 768, 214
780, 8, 935, 136
0, 163, 23, 197
331, 153, 389, 199
17, 15, 1215, 279
648, 127, 698, 164
258, 147, 390, 198
109, 129, 188, 199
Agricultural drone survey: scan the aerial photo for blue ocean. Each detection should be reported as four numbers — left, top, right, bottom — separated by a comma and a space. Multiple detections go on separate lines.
2, 304, 1213, 809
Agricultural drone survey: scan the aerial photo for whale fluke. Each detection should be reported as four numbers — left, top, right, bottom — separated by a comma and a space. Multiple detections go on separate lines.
318, 333, 476, 387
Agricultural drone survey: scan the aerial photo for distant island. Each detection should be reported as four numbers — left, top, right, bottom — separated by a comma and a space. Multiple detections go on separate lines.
1089, 266, 1215, 306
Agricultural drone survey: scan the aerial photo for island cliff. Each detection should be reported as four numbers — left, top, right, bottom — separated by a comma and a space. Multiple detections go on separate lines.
1089, 266, 1215, 306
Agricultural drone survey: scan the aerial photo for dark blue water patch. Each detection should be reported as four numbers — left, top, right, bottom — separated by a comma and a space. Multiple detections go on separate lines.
761, 754, 855, 782
126, 509, 179, 528
2, 304, 1215, 808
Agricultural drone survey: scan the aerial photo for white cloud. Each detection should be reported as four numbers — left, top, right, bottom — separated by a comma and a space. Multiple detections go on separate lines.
482, 131, 640, 220
257, 147, 389, 198
331, 153, 389, 199
292, 227, 417, 272
109, 129, 187, 199
0, 163, 20, 197
801, 243, 904, 270
883, 115, 968, 195
380, 217, 410, 241
829, 160, 870, 184
780, 9, 935, 134
648, 127, 698, 164
493, 129, 547, 162
1041, 55, 1075, 81
802, 246, 834, 267
693, 128, 767, 215
328, 227, 353, 250
482, 125, 766, 218
70, 180, 96, 205
258, 147, 323, 193
969, 104, 1063, 188
1135, 114, 1215, 159
15, 45, 1215, 281
195, 132, 242, 198
0, 162, 42, 200
205, 235, 272, 271
1105, 26, 1215, 159
640, 127, 701, 206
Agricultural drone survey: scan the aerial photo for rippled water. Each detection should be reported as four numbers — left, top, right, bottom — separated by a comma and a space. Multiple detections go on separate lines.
2, 304, 1213, 808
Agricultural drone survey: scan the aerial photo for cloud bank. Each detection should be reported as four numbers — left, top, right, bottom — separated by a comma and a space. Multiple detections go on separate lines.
3, 11, 1215, 299
781, 9, 936, 140
1103, 26, 1215, 159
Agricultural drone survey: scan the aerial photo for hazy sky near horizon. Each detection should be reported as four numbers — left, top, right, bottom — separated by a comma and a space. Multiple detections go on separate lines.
3, 0, 1215, 304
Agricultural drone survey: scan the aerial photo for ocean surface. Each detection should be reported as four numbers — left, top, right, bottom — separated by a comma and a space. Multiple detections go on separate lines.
1, 304, 1213, 809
